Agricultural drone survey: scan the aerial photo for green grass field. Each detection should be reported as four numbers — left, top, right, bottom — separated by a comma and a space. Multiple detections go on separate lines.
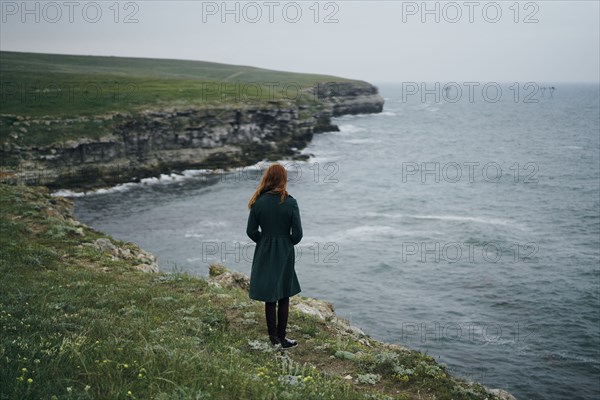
0, 183, 502, 400
0, 51, 352, 117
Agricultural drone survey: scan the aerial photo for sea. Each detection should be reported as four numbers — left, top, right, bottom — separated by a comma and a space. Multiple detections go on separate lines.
61, 83, 600, 400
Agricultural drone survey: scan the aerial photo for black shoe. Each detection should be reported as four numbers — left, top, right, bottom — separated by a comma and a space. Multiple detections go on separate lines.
269, 335, 281, 346
279, 337, 298, 349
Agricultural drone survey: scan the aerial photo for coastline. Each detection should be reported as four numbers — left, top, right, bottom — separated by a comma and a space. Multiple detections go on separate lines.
0, 183, 517, 399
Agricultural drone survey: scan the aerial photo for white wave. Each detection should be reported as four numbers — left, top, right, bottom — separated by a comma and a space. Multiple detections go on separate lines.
185, 220, 228, 234
141, 169, 214, 186
480, 338, 522, 347
342, 225, 404, 239
372, 111, 397, 117
299, 225, 404, 244
338, 124, 366, 134
51, 169, 215, 197
270, 160, 318, 173
186, 256, 205, 263
184, 233, 204, 238
92, 182, 142, 195
181, 168, 213, 177
293, 152, 328, 165
297, 235, 338, 245
411, 214, 517, 227
329, 130, 351, 137
365, 212, 523, 229
51, 189, 87, 197
299, 152, 340, 165
344, 138, 381, 145
139, 173, 182, 185
241, 159, 270, 171
51, 181, 139, 197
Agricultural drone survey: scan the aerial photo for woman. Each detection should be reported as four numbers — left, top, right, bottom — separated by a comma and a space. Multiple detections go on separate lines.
246, 163, 303, 349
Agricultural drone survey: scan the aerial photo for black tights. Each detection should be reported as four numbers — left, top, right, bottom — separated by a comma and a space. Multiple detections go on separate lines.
265, 297, 290, 340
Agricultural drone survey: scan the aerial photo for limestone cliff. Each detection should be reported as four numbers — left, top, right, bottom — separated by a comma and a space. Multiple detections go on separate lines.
0, 82, 384, 190
311, 81, 385, 116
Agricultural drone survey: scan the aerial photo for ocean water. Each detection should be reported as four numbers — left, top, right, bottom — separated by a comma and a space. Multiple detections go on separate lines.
68, 83, 600, 399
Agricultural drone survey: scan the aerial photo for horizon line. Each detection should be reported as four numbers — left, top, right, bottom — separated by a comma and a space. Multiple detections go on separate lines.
2, 49, 599, 85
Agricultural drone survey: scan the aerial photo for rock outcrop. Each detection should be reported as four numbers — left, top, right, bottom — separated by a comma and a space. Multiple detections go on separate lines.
91, 237, 159, 273
311, 81, 385, 116
22, 185, 160, 273
207, 263, 250, 291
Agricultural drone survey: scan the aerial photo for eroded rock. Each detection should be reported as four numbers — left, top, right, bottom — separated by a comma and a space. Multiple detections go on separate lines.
93, 237, 159, 273
488, 388, 518, 400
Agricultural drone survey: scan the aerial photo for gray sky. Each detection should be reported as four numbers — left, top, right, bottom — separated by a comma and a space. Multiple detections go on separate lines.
1, 1, 599, 83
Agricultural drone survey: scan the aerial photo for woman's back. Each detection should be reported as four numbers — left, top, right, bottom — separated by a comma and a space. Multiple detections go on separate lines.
248, 192, 302, 245
253, 193, 297, 236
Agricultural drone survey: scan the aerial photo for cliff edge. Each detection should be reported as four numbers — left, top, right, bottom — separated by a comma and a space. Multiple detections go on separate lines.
0, 183, 517, 400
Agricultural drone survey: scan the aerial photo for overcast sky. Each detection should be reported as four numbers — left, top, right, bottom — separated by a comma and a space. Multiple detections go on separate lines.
1, 1, 598, 83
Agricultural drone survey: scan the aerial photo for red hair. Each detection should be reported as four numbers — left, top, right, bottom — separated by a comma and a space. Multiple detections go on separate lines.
248, 164, 288, 208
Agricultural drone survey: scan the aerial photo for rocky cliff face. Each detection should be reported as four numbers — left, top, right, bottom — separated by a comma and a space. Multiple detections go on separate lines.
0, 82, 384, 190
311, 81, 385, 116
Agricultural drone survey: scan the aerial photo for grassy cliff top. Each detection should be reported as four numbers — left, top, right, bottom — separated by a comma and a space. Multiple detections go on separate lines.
1, 51, 354, 85
0, 183, 509, 400
0, 51, 359, 117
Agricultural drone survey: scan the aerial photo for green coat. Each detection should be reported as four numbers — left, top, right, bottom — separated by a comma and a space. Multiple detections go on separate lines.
246, 191, 303, 302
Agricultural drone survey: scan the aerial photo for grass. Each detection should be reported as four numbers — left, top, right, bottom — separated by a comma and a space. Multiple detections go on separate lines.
0, 183, 504, 400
